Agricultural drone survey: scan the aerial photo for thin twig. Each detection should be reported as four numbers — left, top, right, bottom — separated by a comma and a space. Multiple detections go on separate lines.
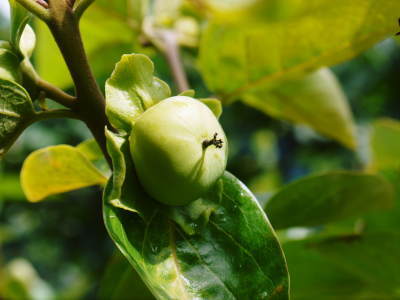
47, 0, 112, 166
34, 109, 81, 122
157, 30, 189, 93
36, 78, 77, 109
20, 61, 77, 109
15, 0, 51, 22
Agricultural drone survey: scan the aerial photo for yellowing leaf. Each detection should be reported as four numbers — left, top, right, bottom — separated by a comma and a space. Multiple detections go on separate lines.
21, 145, 107, 202
199, 0, 400, 98
76, 138, 104, 162
369, 118, 400, 171
243, 68, 357, 148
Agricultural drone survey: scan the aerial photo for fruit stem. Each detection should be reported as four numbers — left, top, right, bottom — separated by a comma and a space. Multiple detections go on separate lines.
202, 133, 223, 149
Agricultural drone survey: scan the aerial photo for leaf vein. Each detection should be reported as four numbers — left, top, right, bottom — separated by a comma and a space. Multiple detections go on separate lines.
168, 221, 191, 300
227, 25, 394, 99
0, 108, 21, 118
176, 228, 237, 299
209, 220, 274, 288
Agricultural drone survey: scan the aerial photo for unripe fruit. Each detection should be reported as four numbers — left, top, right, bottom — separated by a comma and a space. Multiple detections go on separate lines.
129, 96, 228, 206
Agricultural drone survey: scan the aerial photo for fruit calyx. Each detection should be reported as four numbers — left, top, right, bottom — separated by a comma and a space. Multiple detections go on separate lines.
202, 132, 224, 149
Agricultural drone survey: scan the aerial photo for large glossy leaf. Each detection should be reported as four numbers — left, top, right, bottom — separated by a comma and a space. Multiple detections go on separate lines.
243, 68, 356, 148
20, 145, 107, 202
0, 78, 35, 156
103, 130, 289, 299
265, 171, 394, 230
105, 54, 170, 133
369, 118, 400, 171
35, 4, 135, 89
199, 1, 400, 98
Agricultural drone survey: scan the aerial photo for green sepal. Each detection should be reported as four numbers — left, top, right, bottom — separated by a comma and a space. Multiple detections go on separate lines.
104, 128, 157, 218
105, 54, 171, 134
199, 98, 223, 119
178, 89, 195, 97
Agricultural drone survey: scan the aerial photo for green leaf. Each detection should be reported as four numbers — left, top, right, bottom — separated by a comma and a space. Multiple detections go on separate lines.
200, 98, 223, 119
359, 170, 400, 233
283, 236, 400, 299
0, 48, 21, 82
99, 253, 155, 300
8, 0, 30, 49
243, 68, 356, 148
105, 54, 170, 133
103, 131, 289, 299
104, 174, 289, 299
199, 1, 400, 98
369, 118, 400, 171
311, 232, 400, 291
202, 0, 299, 23
20, 145, 107, 202
265, 171, 394, 230
0, 79, 35, 157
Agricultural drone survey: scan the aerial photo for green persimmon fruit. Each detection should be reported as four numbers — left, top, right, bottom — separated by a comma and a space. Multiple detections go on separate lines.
129, 96, 228, 206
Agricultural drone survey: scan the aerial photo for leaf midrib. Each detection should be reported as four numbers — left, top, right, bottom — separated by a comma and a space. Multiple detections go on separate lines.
225, 25, 393, 100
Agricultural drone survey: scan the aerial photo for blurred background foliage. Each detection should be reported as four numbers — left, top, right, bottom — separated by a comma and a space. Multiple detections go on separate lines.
0, 0, 400, 299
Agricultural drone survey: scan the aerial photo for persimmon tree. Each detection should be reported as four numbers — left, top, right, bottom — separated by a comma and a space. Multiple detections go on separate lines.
1, 0, 399, 299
